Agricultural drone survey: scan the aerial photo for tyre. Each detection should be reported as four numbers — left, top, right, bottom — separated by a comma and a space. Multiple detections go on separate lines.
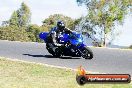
46, 43, 63, 57
52, 48, 62, 57
76, 75, 87, 85
46, 44, 54, 55
81, 47, 93, 59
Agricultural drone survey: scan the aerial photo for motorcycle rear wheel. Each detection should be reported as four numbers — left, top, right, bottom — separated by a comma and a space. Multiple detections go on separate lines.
46, 44, 63, 58
53, 48, 62, 57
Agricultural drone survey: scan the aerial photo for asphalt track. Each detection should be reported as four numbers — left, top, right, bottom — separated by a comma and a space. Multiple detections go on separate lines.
0, 40, 132, 75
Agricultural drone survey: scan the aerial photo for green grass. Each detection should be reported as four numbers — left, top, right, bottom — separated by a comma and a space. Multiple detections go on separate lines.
0, 57, 132, 88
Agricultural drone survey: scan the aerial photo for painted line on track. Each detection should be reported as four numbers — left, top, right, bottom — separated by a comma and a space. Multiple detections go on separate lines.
88, 46, 132, 51
0, 56, 101, 74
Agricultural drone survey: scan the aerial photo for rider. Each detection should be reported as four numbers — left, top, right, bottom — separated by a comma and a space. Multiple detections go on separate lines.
46, 20, 72, 49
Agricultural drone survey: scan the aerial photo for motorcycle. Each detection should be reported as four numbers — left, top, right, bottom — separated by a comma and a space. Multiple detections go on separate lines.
39, 31, 93, 59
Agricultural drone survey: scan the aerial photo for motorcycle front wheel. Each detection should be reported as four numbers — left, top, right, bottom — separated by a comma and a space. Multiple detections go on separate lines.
81, 46, 93, 59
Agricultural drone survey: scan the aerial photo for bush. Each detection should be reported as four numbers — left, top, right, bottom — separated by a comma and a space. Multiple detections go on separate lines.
129, 45, 132, 49
0, 26, 31, 42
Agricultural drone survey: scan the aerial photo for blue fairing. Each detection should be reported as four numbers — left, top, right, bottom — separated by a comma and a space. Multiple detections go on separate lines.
39, 31, 86, 49
39, 32, 48, 42
77, 43, 86, 49
59, 32, 85, 47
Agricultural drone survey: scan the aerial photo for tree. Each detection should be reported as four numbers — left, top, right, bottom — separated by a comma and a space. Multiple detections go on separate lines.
42, 14, 75, 31
1, 21, 9, 27
9, 11, 19, 27
17, 2, 31, 27
27, 24, 41, 42
9, 2, 31, 27
40, 25, 49, 32
0, 2, 32, 42
0, 2, 38, 42
76, 0, 132, 46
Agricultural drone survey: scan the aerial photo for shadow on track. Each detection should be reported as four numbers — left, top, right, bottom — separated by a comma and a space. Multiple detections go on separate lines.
23, 54, 81, 59
60, 56, 81, 59
23, 54, 54, 58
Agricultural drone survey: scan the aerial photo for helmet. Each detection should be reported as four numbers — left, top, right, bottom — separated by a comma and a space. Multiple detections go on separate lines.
57, 21, 65, 29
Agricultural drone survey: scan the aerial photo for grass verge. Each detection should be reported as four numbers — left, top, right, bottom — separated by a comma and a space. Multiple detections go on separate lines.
0, 57, 131, 88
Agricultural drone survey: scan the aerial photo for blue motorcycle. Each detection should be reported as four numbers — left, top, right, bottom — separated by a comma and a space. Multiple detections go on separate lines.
39, 32, 93, 59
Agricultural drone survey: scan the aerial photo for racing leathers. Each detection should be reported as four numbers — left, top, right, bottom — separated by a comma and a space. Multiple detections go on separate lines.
46, 26, 72, 49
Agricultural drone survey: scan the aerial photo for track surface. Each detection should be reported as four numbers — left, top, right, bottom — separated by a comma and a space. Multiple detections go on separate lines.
0, 40, 132, 75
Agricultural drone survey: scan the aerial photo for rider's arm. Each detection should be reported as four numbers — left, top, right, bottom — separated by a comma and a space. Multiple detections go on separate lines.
50, 27, 57, 44
51, 31, 57, 44
50, 27, 62, 46
64, 28, 72, 34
